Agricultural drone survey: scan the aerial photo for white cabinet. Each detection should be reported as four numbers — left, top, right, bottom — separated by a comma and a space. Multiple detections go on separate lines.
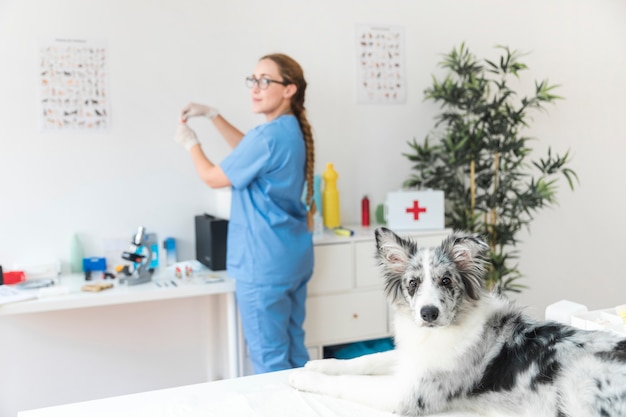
304, 226, 450, 359
305, 290, 388, 347
307, 243, 352, 294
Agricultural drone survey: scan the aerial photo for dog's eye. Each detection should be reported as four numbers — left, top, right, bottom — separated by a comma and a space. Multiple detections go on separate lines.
407, 279, 420, 296
441, 275, 452, 287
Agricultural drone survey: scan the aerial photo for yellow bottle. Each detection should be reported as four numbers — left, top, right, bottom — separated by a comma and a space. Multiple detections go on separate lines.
322, 163, 340, 228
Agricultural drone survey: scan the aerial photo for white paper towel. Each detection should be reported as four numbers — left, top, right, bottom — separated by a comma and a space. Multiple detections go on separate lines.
545, 299, 588, 324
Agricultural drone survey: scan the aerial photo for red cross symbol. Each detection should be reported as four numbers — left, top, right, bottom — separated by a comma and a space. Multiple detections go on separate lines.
406, 200, 426, 220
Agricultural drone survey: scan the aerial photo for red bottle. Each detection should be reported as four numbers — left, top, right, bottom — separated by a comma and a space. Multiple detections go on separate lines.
361, 195, 370, 227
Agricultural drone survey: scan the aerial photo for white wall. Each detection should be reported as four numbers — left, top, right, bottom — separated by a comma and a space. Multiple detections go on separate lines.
1, 0, 625, 413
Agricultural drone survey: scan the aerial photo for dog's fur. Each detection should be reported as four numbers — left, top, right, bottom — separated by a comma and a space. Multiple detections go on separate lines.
289, 228, 626, 417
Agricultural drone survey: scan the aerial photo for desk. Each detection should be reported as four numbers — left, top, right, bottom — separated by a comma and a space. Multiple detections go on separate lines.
0, 273, 234, 316
0, 272, 239, 377
17, 370, 479, 417
0, 271, 238, 417
0, 271, 239, 378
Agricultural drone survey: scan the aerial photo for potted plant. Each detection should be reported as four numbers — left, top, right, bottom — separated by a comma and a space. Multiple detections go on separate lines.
403, 43, 578, 293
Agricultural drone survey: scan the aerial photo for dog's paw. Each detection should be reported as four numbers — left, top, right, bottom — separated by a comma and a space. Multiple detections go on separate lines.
303, 358, 344, 375
288, 369, 329, 394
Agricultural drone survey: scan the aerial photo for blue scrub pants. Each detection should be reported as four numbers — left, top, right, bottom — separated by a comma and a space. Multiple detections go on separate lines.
235, 272, 311, 374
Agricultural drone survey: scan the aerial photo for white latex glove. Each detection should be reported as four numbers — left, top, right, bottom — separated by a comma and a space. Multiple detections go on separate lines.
180, 102, 219, 122
174, 123, 200, 151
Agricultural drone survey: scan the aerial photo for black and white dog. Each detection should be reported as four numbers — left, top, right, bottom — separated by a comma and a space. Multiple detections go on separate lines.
289, 228, 626, 417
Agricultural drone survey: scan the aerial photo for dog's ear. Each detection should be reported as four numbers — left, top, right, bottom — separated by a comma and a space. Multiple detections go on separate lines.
441, 231, 490, 299
375, 227, 417, 306
445, 232, 490, 268
375, 227, 414, 275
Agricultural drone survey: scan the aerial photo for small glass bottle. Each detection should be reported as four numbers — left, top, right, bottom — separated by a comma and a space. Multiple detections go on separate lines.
163, 237, 177, 266
361, 195, 370, 227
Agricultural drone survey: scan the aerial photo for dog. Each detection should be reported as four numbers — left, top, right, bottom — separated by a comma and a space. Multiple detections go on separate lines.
289, 227, 626, 416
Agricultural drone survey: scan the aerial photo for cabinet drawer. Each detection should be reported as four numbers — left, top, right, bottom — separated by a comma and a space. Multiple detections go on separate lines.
304, 290, 389, 346
308, 243, 352, 295
354, 240, 383, 288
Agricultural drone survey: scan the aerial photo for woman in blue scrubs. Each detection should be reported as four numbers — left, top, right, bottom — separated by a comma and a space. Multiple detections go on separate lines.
174, 53, 315, 374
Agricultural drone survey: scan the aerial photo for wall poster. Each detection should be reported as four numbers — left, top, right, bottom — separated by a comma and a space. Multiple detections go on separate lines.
356, 24, 406, 104
39, 38, 111, 132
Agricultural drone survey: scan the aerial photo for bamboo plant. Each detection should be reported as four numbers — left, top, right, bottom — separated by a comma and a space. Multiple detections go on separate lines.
404, 43, 578, 293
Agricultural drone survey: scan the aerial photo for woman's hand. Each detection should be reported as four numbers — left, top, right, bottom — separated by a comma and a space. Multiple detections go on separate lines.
180, 102, 219, 122
174, 123, 200, 151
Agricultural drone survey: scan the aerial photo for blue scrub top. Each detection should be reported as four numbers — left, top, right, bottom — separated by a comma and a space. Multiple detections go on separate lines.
220, 115, 313, 284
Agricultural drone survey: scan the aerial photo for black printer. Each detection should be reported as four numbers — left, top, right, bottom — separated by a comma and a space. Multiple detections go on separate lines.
195, 214, 228, 271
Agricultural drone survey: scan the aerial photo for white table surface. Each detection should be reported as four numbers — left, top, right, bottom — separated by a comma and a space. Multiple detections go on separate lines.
18, 369, 479, 417
0, 270, 235, 316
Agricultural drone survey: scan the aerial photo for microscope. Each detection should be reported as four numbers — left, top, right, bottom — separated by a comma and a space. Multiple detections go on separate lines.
119, 226, 155, 285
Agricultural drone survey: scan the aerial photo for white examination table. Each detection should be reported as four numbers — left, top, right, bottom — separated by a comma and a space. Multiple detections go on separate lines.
18, 369, 479, 417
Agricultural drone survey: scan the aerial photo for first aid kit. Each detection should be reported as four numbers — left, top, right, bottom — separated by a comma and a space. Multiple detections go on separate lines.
385, 190, 445, 230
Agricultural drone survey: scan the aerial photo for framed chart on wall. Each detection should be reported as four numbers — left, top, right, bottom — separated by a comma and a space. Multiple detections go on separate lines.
355, 24, 406, 105
38, 38, 111, 132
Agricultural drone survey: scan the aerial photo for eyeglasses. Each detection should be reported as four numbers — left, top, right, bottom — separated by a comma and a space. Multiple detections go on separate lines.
245, 76, 289, 90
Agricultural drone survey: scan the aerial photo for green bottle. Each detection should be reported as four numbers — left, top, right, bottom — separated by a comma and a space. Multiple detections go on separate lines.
70, 234, 84, 274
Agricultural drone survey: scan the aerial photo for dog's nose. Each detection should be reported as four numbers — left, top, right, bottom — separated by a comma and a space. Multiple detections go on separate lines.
421, 306, 439, 322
